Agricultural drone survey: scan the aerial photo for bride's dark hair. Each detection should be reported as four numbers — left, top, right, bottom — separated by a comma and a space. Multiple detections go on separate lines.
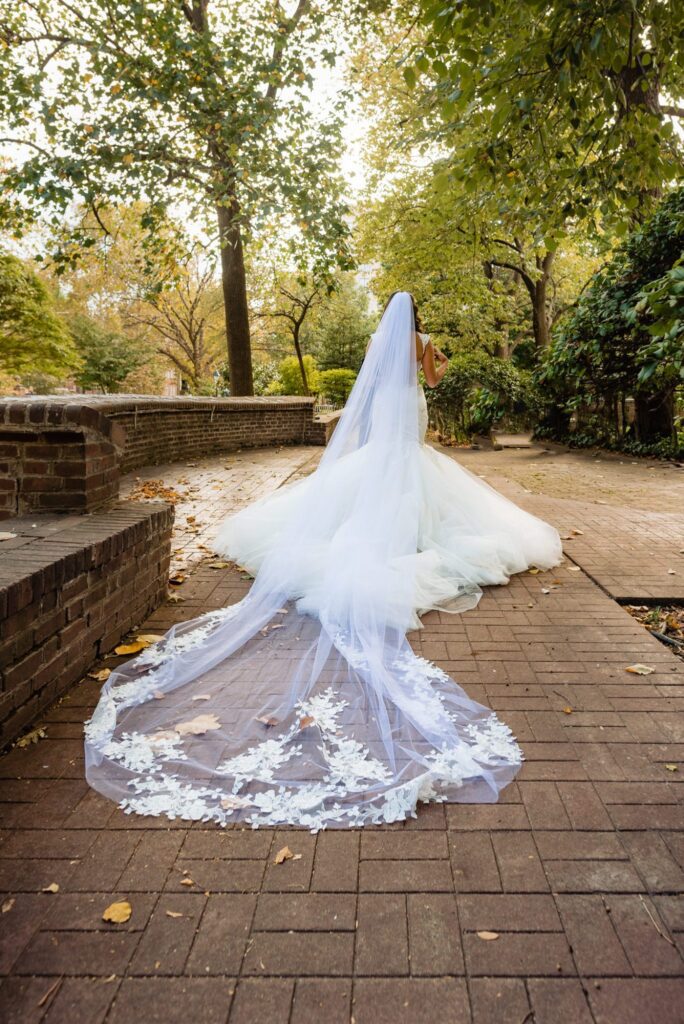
383, 291, 424, 332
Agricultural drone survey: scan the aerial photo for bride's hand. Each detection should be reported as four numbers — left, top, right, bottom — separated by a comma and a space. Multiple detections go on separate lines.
435, 348, 449, 364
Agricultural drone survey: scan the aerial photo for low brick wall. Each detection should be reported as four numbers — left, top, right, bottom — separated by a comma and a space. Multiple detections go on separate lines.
0, 396, 321, 516
0, 502, 173, 747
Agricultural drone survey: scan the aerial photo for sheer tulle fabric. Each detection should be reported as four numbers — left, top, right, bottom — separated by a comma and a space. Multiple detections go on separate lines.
85, 293, 560, 830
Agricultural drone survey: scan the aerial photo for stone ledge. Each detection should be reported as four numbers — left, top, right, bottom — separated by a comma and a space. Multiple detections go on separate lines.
0, 501, 174, 747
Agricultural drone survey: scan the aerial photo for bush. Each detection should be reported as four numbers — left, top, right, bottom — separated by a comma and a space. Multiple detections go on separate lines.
317, 368, 357, 406
267, 354, 319, 396
426, 350, 543, 439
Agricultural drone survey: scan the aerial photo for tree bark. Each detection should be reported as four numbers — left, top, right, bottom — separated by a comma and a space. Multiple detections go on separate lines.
292, 323, 310, 395
216, 202, 253, 395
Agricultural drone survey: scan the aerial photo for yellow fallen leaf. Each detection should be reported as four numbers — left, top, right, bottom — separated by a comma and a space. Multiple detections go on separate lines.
274, 846, 294, 864
166, 910, 184, 918
299, 716, 316, 729
562, 706, 573, 715
167, 592, 185, 603
169, 574, 186, 586
205, 560, 231, 569
114, 642, 147, 656
17, 727, 47, 748
528, 568, 540, 575
88, 668, 111, 682
2, 898, 15, 913
42, 883, 59, 894
567, 566, 581, 572
102, 900, 132, 924
174, 713, 221, 736
664, 764, 678, 772
191, 694, 211, 701
180, 878, 194, 887
135, 634, 165, 644
625, 664, 656, 675
476, 930, 499, 940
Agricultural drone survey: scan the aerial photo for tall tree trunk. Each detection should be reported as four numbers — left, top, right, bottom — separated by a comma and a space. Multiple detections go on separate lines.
216, 203, 253, 396
293, 324, 310, 395
531, 252, 554, 348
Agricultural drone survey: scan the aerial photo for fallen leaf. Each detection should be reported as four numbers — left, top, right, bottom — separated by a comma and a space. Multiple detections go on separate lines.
476, 931, 499, 941
664, 764, 678, 772
148, 730, 179, 747
0, 532, 17, 541
102, 900, 132, 924
567, 566, 581, 572
114, 641, 147, 656
165, 910, 184, 918
299, 716, 315, 729
17, 726, 47, 748
562, 706, 573, 715
152, 690, 165, 700
221, 795, 251, 810
191, 694, 211, 701
167, 592, 185, 603
667, 569, 676, 575
2, 898, 15, 913
174, 714, 221, 736
571, 529, 584, 536
37, 978, 63, 1008
528, 568, 540, 575
88, 668, 111, 682
135, 633, 164, 644
205, 560, 231, 569
274, 846, 294, 864
256, 715, 279, 727
180, 878, 194, 887
42, 883, 59, 894
169, 574, 186, 586
625, 664, 656, 675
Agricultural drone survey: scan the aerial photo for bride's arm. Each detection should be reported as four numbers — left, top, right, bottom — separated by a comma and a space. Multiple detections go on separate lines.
421, 340, 449, 387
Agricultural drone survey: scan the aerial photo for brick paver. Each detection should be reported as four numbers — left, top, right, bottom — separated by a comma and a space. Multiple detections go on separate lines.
1, 442, 683, 1023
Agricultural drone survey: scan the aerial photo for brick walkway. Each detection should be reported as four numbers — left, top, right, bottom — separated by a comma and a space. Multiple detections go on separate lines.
1, 443, 683, 1024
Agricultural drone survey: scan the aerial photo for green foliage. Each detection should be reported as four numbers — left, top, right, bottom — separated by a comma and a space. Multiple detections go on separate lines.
635, 262, 684, 384
0, 2, 355, 275
317, 368, 357, 406
251, 359, 279, 396
541, 188, 684, 443
268, 354, 319, 396
419, 0, 684, 240
0, 252, 78, 377
304, 276, 375, 371
70, 315, 148, 393
426, 350, 543, 438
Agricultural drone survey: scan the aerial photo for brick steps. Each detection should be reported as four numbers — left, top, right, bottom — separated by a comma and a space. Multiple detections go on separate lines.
0, 502, 173, 747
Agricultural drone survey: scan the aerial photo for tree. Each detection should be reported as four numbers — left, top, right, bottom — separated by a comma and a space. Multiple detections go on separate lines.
541, 188, 684, 446
254, 277, 323, 394
70, 315, 149, 393
125, 257, 224, 391
304, 275, 375, 370
0, 252, 78, 376
418, 0, 684, 236
0, 1, 358, 394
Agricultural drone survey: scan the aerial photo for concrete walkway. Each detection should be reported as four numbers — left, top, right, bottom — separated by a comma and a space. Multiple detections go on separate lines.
1, 442, 682, 1024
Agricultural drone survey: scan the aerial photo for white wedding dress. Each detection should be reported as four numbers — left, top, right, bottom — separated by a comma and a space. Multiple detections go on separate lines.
214, 334, 560, 629
85, 294, 562, 831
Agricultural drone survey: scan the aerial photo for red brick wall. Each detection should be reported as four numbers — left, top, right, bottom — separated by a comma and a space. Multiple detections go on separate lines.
0, 397, 321, 515
0, 503, 173, 747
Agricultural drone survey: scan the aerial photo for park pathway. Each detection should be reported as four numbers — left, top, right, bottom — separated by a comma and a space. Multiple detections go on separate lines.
1, 442, 683, 1024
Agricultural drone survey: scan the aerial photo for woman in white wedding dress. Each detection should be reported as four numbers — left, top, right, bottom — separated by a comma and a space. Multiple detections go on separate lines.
85, 292, 561, 831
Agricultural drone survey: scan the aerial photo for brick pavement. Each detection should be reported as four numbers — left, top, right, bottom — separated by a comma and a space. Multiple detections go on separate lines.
1, 444, 683, 1024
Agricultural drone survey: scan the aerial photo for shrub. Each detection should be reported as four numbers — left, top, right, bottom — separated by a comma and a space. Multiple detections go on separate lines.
317, 368, 357, 406
268, 354, 319, 396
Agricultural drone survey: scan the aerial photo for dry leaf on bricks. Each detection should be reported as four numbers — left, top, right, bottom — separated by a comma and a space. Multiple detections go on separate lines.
88, 668, 111, 682
625, 664, 656, 675
174, 714, 221, 736
274, 846, 303, 865
476, 931, 499, 941
102, 901, 132, 924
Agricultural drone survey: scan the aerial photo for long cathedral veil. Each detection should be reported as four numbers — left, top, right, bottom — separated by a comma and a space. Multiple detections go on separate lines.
85, 292, 522, 830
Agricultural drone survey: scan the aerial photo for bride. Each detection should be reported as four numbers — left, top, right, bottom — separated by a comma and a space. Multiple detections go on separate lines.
85, 292, 561, 830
